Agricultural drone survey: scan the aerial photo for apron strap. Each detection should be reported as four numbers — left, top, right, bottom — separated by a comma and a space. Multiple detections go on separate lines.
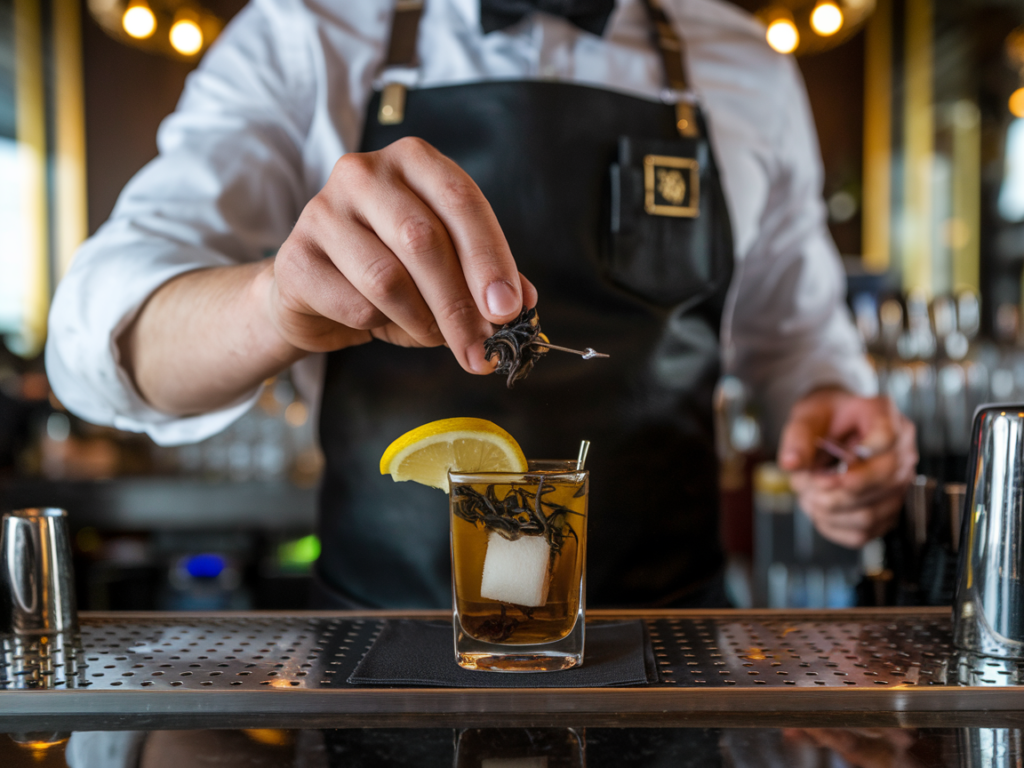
639, 0, 700, 138
386, 0, 425, 66
378, 0, 699, 138
378, 1, 425, 125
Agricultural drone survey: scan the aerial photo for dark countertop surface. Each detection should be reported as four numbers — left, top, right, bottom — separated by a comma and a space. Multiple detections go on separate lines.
0, 726, 1015, 767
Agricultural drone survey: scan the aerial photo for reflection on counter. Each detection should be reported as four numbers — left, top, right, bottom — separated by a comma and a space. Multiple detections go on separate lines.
456, 728, 584, 767
4, 726, 1018, 767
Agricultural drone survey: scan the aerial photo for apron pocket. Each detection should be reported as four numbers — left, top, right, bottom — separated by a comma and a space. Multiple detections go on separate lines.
606, 135, 722, 308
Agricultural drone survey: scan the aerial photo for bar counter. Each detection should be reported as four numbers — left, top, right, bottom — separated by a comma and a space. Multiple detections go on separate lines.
2, 608, 1024, 766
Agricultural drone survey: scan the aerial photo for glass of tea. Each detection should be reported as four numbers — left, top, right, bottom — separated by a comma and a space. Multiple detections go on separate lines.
448, 460, 588, 672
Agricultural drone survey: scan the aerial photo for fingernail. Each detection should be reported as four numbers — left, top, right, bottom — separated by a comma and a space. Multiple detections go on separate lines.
486, 280, 519, 318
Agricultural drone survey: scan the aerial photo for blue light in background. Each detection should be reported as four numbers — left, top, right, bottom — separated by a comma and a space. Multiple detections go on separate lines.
185, 553, 227, 579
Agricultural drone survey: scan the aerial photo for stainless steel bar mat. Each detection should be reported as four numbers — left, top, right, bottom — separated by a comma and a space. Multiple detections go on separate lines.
1, 609, 1021, 731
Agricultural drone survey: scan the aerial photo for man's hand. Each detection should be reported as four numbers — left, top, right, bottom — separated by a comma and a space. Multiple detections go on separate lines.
778, 389, 917, 549
123, 137, 537, 416
268, 136, 537, 374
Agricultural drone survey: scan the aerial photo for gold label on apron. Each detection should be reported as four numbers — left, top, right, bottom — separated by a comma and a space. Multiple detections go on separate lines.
643, 155, 699, 217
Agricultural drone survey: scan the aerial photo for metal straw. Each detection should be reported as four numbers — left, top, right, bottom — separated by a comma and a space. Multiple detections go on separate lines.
576, 440, 591, 470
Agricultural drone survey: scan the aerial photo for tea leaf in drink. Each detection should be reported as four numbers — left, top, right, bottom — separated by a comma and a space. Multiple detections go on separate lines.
451, 478, 580, 554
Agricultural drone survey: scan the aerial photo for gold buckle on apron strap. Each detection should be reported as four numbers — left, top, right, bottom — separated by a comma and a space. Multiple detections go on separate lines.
379, 82, 407, 125
643, 154, 700, 217
376, 1, 421, 126
675, 102, 699, 138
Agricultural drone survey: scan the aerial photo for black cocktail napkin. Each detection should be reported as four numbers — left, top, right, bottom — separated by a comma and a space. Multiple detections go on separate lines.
347, 620, 657, 687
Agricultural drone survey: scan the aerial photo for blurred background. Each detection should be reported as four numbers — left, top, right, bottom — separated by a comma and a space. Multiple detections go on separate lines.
1, 0, 1022, 612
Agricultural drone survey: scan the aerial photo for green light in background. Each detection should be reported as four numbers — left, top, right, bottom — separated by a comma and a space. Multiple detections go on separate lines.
278, 535, 321, 571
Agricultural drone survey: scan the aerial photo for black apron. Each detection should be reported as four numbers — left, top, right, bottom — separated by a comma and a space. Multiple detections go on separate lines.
315, 4, 734, 609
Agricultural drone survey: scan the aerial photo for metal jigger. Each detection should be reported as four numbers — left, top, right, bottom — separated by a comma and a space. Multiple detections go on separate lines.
1, 508, 79, 636
953, 407, 1024, 659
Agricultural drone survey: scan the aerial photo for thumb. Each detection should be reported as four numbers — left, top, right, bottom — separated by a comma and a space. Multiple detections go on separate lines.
779, 395, 835, 470
779, 389, 844, 470
853, 398, 900, 453
778, 418, 817, 471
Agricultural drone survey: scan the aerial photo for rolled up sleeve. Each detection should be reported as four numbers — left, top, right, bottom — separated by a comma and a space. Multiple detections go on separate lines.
46, 0, 313, 445
726, 58, 877, 446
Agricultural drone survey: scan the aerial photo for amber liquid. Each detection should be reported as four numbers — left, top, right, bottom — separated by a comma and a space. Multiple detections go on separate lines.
451, 475, 587, 645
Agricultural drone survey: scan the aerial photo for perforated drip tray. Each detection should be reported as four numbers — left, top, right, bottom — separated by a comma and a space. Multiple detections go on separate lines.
57, 615, 383, 692
0, 608, 1021, 730
647, 614, 953, 688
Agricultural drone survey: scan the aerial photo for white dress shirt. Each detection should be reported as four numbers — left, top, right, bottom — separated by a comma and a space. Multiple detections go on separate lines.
46, 0, 875, 446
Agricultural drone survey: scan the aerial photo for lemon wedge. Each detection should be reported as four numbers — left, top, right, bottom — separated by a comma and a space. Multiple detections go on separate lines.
380, 417, 528, 492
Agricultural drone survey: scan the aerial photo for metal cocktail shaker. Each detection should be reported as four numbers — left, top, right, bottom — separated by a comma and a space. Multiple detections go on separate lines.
0, 508, 78, 635
953, 407, 1024, 658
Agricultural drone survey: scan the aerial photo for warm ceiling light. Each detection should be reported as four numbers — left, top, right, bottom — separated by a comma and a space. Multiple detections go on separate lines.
766, 19, 800, 54
811, 2, 844, 36
122, 4, 156, 39
1011, 87, 1024, 119
169, 18, 203, 56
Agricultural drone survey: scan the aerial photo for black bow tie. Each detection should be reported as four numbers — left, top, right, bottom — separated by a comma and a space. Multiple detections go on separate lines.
480, 0, 616, 36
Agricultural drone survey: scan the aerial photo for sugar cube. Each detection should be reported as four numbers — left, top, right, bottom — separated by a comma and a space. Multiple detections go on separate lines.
479, 532, 551, 607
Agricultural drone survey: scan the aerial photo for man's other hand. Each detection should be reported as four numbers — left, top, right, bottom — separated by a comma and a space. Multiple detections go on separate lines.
778, 389, 917, 549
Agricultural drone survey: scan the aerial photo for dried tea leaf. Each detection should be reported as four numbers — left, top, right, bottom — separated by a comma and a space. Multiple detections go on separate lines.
484, 307, 549, 388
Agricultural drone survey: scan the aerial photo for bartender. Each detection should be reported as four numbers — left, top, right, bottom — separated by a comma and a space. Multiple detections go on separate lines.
46, 0, 916, 608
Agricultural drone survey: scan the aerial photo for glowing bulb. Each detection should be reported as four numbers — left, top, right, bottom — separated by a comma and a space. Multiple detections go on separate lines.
122, 4, 156, 39
170, 18, 203, 56
1011, 87, 1024, 119
766, 19, 799, 54
811, 2, 844, 36
285, 401, 308, 427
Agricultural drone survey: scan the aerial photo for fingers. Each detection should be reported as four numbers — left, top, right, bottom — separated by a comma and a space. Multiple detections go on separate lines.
519, 272, 539, 311
780, 392, 903, 472
829, 395, 902, 453
307, 138, 525, 373
781, 391, 918, 549
274, 137, 537, 369
800, 494, 902, 549
792, 451, 913, 549
270, 235, 380, 352
791, 414, 917, 513
778, 390, 839, 471
778, 420, 818, 471
292, 222, 428, 336
389, 138, 523, 326
335, 180, 494, 372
